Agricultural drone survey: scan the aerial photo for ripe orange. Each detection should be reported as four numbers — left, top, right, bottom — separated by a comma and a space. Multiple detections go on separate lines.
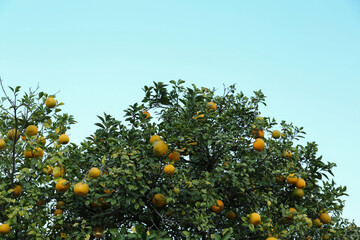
54, 209, 63, 216
275, 175, 285, 183
74, 182, 89, 196
253, 129, 264, 138
292, 189, 304, 199
14, 185, 22, 196
207, 102, 217, 111
56, 179, 70, 193
164, 164, 175, 176
24, 150, 33, 158
53, 166, 65, 178
153, 140, 168, 157
168, 151, 180, 162
283, 150, 292, 157
313, 218, 323, 227
45, 97, 56, 108
286, 174, 298, 185
253, 138, 265, 151
149, 135, 161, 144
25, 125, 38, 136
320, 213, 331, 224
59, 134, 69, 144
249, 213, 261, 226
296, 178, 306, 189
56, 201, 65, 209
7, 129, 20, 141
33, 147, 44, 158
272, 130, 281, 139
305, 217, 313, 227
0, 223, 11, 235
226, 210, 236, 219
0, 139, 6, 150
152, 193, 166, 208
266, 237, 277, 240
89, 167, 101, 178
287, 208, 297, 219
43, 165, 53, 175
37, 136, 46, 144
142, 111, 150, 119
211, 200, 224, 213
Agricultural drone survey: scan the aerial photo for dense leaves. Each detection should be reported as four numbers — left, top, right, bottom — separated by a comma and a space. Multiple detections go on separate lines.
0, 79, 359, 239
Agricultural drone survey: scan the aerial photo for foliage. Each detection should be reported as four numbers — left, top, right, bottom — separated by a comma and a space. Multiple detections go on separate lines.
0, 79, 359, 239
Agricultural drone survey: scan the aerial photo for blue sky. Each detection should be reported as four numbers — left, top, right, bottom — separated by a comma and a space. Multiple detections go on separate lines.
1, 0, 359, 225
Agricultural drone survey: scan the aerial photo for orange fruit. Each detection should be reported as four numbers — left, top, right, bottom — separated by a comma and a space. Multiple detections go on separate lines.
0, 139, 6, 150
226, 210, 236, 219
43, 165, 53, 175
152, 193, 166, 208
93, 228, 104, 238
266, 238, 277, 240
322, 234, 330, 240
74, 182, 89, 196
313, 218, 323, 227
142, 111, 150, 119
168, 151, 180, 162
7, 129, 20, 141
37, 136, 46, 144
24, 150, 33, 158
320, 213, 331, 224
104, 189, 115, 194
192, 111, 205, 120
25, 125, 38, 136
272, 130, 281, 139
14, 185, 22, 196
0, 223, 11, 235
59, 134, 69, 144
32, 147, 44, 158
54, 209, 63, 216
276, 175, 285, 183
305, 217, 313, 227
53, 166, 65, 178
56, 179, 70, 193
164, 164, 175, 176
253, 129, 264, 138
286, 174, 298, 185
211, 200, 224, 213
253, 138, 265, 151
249, 213, 261, 226
283, 150, 292, 157
292, 189, 304, 199
207, 102, 217, 111
56, 201, 65, 209
89, 167, 101, 178
153, 140, 168, 157
287, 208, 297, 219
150, 135, 161, 144
45, 97, 56, 108
296, 178, 306, 189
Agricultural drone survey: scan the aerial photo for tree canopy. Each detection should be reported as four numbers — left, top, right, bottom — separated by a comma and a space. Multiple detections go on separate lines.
0, 79, 359, 239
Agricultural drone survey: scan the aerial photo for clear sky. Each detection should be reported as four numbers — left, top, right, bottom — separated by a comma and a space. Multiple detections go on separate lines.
1, 0, 359, 225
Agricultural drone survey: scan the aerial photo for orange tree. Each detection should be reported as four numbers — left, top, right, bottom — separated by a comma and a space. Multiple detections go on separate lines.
0, 79, 76, 239
1, 79, 359, 239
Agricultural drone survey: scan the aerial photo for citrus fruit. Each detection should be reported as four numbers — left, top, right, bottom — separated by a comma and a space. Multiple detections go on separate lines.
211, 200, 224, 213
43, 165, 53, 175
37, 136, 46, 144
74, 182, 89, 196
45, 97, 56, 108
253, 129, 264, 138
152, 193, 166, 208
313, 218, 323, 227
153, 140, 168, 157
164, 164, 175, 176
292, 189, 304, 199
14, 185, 22, 196
7, 129, 20, 141
32, 147, 44, 158
287, 208, 297, 219
25, 125, 38, 136
0, 223, 11, 235
226, 210, 236, 219
59, 134, 69, 144
253, 138, 265, 151
266, 237, 277, 240
305, 217, 313, 227
207, 102, 217, 111
320, 213, 331, 224
296, 178, 306, 189
54, 209, 63, 216
89, 167, 101, 178
272, 130, 281, 139
56, 201, 65, 209
276, 175, 285, 183
149, 135, 161, 144
286, 174, 298, 185
56, 179, 70, 193
24, 150, 33, 158
168, 151, 180, 162
53, 166, 65, 178
249, 213, 261, 226
0, 139, 6, 150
